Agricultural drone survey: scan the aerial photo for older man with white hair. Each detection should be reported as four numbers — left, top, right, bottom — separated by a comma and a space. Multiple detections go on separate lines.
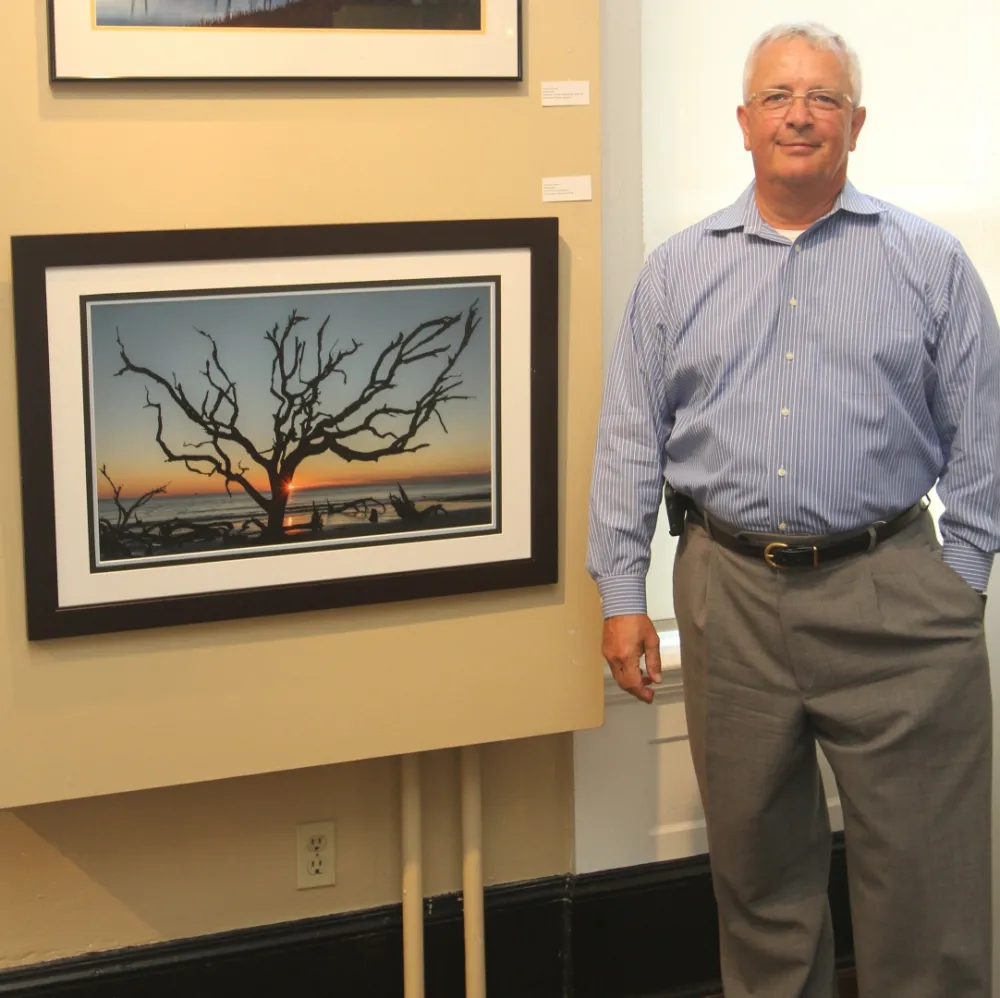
588, 21, 1000, 998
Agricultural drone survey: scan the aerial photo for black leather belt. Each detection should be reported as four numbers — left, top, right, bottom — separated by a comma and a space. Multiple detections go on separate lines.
685, 501, 926, 569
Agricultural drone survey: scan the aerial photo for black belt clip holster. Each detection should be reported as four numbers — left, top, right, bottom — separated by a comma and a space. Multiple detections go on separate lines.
663, 483, 694, 537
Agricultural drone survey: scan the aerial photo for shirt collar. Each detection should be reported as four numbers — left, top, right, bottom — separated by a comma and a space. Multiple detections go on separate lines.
704, 179, 885, 237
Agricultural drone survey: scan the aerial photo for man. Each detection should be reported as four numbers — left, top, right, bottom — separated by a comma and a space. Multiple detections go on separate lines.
587, 21, 1000, 998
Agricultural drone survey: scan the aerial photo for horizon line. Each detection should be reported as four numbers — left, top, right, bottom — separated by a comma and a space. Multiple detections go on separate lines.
96, 467, 493, 500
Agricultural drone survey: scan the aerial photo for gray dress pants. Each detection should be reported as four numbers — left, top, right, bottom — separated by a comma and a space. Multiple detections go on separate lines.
673, 511, 991, 998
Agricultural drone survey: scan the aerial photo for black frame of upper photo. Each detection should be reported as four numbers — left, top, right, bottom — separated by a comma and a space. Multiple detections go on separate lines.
48, 0, 523, 83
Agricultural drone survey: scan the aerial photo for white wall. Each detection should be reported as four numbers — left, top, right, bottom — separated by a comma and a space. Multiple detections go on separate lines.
641, 0, 1000, 293
577, 12, 1000, 954
596, 0, 676, 623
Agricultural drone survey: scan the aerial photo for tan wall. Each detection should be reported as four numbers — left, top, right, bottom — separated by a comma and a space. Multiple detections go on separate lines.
0, 0, 602, 970
2, 736, 573, 967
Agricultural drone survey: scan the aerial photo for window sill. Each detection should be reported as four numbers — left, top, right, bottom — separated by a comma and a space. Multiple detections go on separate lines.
603, 621, 683, 706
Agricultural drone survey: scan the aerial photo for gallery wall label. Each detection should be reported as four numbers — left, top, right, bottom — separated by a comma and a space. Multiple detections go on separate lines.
542, 176, 594, 203
541, 81, 591, 106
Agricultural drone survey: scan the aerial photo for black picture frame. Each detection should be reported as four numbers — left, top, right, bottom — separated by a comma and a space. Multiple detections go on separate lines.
47, 0, 523, 83
11, 216, 558, 639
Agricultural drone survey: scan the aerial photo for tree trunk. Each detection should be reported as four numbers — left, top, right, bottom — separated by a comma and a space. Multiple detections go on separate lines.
261, 488, 290, 542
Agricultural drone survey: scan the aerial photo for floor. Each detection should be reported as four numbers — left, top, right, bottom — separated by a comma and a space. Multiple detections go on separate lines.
710, 969, 858, 997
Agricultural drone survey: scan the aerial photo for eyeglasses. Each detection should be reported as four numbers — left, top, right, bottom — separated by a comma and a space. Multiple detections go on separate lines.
747, 89, 854, 114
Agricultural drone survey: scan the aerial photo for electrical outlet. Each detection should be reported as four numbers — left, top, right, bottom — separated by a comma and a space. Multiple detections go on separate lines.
296, 820, 336, 890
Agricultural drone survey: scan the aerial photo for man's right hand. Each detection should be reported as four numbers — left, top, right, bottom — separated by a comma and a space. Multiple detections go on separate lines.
602, 614, 662, 703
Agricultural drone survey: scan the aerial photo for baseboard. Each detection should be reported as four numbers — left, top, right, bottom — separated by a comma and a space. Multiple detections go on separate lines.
572, 835, 854, 998
650, 796, 843, 866
0, 837, 852, 998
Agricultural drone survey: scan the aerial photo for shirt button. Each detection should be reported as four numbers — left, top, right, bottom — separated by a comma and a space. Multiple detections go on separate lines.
794, 244, 802, 253
777, 467, 787, 477
781, 407, 790, 417
779, 522, 788, 531
785, 351, 794, 361
789, 297, 798, 307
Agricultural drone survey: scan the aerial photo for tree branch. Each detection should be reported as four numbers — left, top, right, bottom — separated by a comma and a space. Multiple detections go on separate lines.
115, 327, 271, 474
300, 302, 482, 465
142, 391, 271, 509
98, 464, 168, 528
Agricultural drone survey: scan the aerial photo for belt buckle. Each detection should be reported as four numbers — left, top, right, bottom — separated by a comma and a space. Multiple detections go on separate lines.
763, 541, 788, 568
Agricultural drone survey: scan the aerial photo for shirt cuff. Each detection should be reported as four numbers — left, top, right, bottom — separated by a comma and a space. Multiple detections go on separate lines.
596, 576, 648, 618
941, 542, 994, 593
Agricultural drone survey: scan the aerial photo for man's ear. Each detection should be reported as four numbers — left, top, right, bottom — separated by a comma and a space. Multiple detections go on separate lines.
737, 104, 752, 151
848, 105, 867, 152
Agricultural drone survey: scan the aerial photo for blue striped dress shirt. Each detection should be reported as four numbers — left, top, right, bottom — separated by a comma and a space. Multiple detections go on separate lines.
587, 181, 1000, 616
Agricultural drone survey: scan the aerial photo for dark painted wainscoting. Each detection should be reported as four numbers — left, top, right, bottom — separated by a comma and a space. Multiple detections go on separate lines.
0, 838, 853, 998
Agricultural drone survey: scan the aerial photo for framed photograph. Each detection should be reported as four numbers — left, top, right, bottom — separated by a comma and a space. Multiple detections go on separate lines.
47, 0, 521, 82
11, 216, 558, 639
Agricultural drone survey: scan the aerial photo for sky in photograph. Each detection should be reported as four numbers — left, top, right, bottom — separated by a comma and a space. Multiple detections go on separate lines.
88, 281, 494, 499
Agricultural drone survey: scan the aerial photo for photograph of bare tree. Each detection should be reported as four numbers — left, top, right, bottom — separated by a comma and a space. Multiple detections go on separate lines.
85, 280, 496, 570
12, 217, 554, 638
95, 0, 483, 32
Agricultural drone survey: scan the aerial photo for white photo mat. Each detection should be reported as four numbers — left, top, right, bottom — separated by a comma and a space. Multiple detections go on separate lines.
46, 247, 533, 609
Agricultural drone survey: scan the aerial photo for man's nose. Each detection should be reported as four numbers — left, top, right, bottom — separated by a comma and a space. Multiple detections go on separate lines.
783, 95, 814, 126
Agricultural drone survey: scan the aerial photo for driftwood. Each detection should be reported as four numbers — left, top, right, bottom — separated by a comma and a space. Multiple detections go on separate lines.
99, 467, 457, 560
388, 481, 445, 526
99, 515, 262, 558
323, 496, 386, 520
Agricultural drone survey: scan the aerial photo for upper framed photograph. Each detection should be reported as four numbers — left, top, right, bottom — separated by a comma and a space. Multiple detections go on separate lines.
47, 0, 522, 82
11, 216, 558, 639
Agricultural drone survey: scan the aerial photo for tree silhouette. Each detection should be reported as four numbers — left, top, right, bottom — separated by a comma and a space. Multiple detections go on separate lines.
388, 480, 445, 525
98, 464, 168, 557
113, 301, 481, 542
97, 466, 266, 557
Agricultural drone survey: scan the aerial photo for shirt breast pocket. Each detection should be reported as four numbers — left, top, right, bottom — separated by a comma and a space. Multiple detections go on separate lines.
818, 325, 926, 397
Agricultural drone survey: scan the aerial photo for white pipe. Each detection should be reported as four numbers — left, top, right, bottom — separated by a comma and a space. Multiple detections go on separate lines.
401, 753, 425, 998
461, 744, 487, 998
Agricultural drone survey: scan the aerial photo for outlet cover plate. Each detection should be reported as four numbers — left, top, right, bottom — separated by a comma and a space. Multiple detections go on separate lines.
296, 820, 336, 890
